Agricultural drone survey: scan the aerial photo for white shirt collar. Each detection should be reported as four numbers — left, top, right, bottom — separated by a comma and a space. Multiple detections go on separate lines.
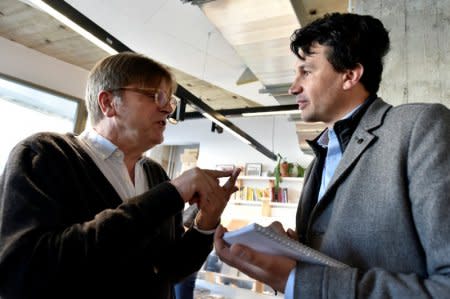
79, 129, 121, 160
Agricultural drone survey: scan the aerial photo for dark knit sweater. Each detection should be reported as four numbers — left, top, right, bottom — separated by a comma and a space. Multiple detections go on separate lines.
0, 132, 213, 299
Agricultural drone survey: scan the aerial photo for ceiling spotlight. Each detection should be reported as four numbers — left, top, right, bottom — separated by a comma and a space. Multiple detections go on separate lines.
211, 122, 223, 134
27, 0, 118, 54
241, 109, 300, 117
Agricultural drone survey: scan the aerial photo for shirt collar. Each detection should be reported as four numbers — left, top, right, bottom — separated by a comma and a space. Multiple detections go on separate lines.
317, 103, 363, 148
312, 94, 377, 153
79, 129, 122, 160
317, 129, 329, 148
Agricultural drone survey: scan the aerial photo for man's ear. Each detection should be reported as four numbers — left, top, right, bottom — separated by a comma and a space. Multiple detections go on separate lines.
342, 63, 364, 90
98, 90, 116, 117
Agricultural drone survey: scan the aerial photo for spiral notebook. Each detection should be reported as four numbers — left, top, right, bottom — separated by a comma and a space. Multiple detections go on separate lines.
223, 222, 348, 268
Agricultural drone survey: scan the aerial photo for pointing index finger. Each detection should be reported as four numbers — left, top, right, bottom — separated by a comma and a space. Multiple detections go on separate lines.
204, 169, 234, 178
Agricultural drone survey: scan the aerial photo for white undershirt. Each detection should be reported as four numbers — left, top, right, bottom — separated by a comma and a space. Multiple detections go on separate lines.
77, 130, 217, 235
76, 130, 148, 201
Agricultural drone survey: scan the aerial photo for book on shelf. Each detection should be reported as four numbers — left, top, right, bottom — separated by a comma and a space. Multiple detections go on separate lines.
236, 186, 271, 202
223, 222, 348, 268
271, 187, 288, 203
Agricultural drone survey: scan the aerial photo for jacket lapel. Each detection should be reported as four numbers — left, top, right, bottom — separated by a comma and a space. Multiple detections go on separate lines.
313, 98, 392, 211
296, 157, 321, 241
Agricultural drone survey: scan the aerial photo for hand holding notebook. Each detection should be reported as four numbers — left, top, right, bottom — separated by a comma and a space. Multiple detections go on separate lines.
223, 222, 348, 268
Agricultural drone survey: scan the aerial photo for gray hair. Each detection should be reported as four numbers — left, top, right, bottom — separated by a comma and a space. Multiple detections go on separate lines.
85, 52, 176, 125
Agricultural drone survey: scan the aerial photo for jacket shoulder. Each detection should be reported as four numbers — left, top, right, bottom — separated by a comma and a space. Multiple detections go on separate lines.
20, 131, 77, 147
387, 102, 449, 118
366, 99, 449, 129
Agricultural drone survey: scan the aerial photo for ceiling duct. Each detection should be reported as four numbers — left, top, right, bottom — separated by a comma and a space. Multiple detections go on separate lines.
259, 83, 294, 105
291, 0, 350, 27
196, 0, 349, 105
199, 0, 300, 101
236, 67, 258, 85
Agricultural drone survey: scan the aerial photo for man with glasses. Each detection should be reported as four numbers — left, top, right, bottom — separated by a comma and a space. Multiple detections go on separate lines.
0, 52, 240, 299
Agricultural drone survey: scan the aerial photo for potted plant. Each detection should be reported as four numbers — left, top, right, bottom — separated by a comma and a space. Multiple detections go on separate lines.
274, 155, 305, 185
273, 154, 285, 193
288, 162, 305, 177
280, 160, 289, 177
273, 154, 306, 201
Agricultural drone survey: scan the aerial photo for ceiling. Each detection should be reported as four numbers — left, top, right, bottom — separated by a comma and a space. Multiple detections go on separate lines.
0, 0, 347, 149
0, 0, 261, 112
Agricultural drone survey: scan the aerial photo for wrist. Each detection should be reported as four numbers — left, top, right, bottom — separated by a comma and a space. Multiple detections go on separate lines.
194, 214, 220, 231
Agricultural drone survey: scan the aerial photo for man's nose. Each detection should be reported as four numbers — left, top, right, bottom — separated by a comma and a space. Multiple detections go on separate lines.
288, 81, 303, 95
161, 99, 175, 114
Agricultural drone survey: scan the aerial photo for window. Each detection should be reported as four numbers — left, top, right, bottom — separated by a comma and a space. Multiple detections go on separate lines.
0, 73, 86, 173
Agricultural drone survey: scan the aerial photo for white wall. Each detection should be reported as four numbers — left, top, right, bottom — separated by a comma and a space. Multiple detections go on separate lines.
161, 115, 313, 173
0, 36, 88, 99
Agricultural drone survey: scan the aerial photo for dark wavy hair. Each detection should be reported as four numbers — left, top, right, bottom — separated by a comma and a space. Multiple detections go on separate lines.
290, 13, 390, 94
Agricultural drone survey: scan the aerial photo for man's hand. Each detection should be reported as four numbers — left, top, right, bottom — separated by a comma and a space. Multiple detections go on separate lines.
194, 168, 240, 230
269, 221, 298, 241
214, 223, 297, 292
170, 167, 232, 203
170, 167, 240, 230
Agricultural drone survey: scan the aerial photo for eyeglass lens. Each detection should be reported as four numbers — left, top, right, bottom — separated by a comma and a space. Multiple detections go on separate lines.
156, 90, 177, 110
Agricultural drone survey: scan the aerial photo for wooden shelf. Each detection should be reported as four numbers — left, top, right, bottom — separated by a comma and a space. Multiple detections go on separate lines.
198, 270, 256, 284
238, 175, 304, 182
222, 173, 304, 230
195, 279, 280, 298
270, 202, 298, 208
197, 270, 280, 297
230, 199, 297, 208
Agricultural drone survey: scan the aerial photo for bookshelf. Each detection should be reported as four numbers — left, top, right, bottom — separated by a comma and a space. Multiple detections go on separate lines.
196, 270, 282, 298
233, 175, 303, 204
221, 175, 304, 230
196, 250, 282, 298
231, 200, 298, 208
202, 176, 304, 298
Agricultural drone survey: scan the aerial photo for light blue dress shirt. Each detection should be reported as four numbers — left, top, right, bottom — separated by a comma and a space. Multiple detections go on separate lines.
285, 105, 362, 298
317, 127, 342, 201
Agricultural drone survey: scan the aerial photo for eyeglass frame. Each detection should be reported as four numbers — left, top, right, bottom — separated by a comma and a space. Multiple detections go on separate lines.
109, 87, 178, 111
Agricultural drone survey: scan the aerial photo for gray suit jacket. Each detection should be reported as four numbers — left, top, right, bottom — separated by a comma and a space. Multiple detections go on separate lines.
294, 98, 450, 299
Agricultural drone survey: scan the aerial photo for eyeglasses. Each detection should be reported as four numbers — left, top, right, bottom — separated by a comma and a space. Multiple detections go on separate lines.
110, 87, 178, 111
